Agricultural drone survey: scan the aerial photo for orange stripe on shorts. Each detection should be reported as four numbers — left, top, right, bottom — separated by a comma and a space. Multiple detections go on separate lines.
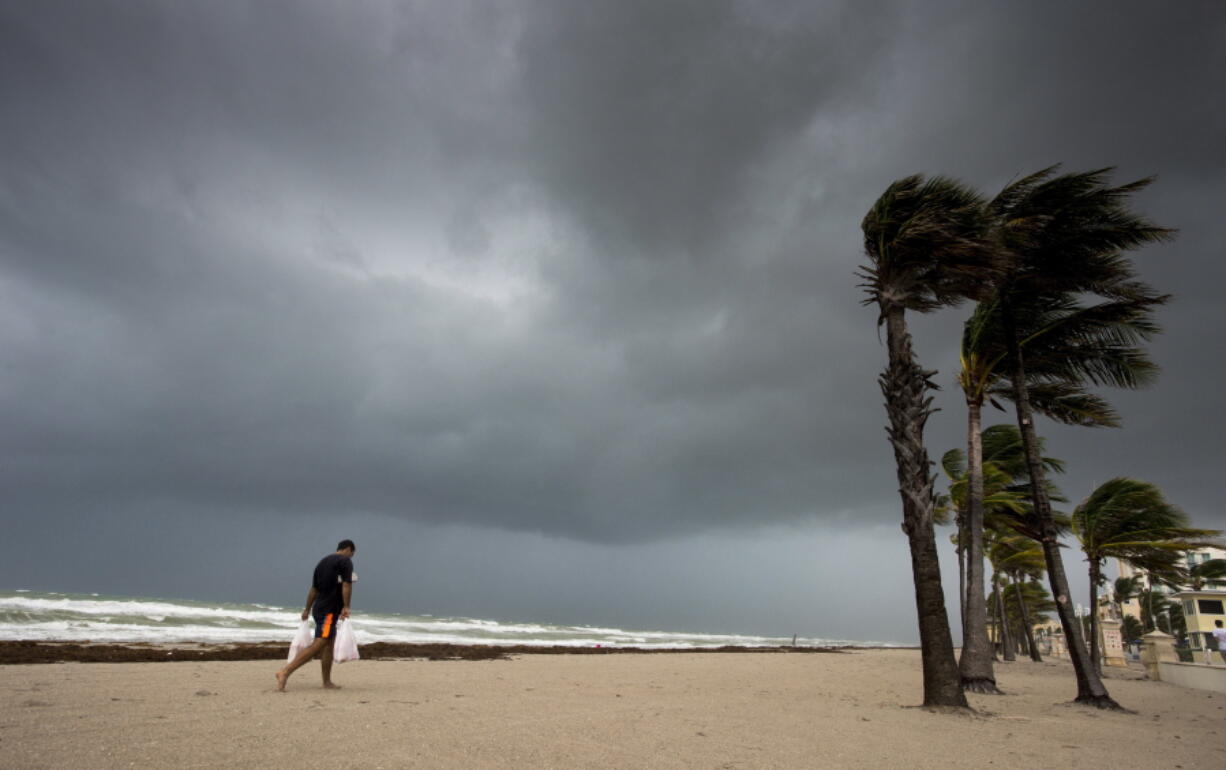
322, 613, 334, 638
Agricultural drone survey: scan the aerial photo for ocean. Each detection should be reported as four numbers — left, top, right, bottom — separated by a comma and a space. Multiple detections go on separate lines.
0, 589, 890, 649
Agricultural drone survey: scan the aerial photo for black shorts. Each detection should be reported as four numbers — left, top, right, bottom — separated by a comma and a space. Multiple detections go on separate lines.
313, 609, 340, 640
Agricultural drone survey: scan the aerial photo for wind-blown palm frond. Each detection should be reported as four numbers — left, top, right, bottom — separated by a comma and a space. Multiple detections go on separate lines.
860, 175, 996, 318
1189, 558, 1226, 590
990, 534, 1046, 577
959, 289, 1164, 428
1112, 575, 1143, 608
981, 424, 1064, 478
999, 168, 1176, 302
859, 175, 998, 709
1073, 478, 1220, 568
998, 383, 1119, 428
941, 448, 967, 481
944, 462, 1029, 521
978, 166, 1177, 708
1073, 477, 1221, 672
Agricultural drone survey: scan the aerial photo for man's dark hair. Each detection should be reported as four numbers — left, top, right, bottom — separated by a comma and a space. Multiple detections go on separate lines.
1217, 620, 1223, 628
337, 539, 356, 552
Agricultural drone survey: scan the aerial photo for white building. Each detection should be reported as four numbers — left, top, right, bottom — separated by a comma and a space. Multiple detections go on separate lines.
1116, 545, 1226, 622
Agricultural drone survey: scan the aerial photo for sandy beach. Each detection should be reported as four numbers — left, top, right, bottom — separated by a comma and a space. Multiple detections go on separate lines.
2, 649, 1220, 769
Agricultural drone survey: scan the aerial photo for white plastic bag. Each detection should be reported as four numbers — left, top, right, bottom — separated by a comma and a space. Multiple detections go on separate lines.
334, 619, 360, 663
287, 619, 314, 662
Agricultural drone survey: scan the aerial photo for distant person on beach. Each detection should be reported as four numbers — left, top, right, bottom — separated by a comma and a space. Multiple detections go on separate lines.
1213, 620, 1226, 663
276, 540, 356, 691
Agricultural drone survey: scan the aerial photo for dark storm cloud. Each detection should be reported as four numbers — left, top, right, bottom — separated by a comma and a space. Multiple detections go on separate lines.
2, 0, 1224, 564
513, 0, 894, 252
855, 1, 1226, 530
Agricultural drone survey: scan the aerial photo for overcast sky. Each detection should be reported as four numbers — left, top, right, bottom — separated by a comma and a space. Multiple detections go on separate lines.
2, 1, 1223, 644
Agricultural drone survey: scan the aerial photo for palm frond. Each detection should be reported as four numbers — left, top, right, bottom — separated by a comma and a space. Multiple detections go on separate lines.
1072, 477, 1224, 571
861, 175, 997, 318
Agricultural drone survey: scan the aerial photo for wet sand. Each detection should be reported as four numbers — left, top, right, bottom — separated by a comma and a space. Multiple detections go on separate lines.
2, 649, 1220, 768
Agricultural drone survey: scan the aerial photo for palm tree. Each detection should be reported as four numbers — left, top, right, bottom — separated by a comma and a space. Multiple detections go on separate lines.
937, 451, 967, 631
1188, 558, 1226, 590
946, 389, 994, 689
953, 295, 1122, 694
989, 572, 1015, 661
1120, 614, 1144, 643
1015, 580, 1056, 656
938, 447, 1026, 650
1167, 600, 1186, 641
1111, 575, 1143, 619
946, 424, 1068, 682
860, 175, 998, 709
985, 166, 1174, 709
984, 526, 1017, 661
996, 578, 1055, 659
1072, 478, 1220, 672
1137, 588, 1173, 633
991, 533, 1048, 662
1136, 588, 1187, 640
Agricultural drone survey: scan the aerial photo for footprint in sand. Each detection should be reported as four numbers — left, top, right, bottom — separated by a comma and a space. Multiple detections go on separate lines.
22, 700, 52, 708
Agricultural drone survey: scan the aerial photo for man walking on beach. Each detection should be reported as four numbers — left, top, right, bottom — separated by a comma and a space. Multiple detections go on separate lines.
276, 540, 356, 691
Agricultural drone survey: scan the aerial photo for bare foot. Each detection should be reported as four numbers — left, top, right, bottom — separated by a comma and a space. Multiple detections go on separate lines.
322, 682, 341, 689
275, 670, 288, 692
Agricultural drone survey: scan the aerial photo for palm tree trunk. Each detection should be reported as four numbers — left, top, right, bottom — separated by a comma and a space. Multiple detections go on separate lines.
881, 306, 968, 709
1146, 576, 1157, 632
1002, 300, 1122, 709
1013, 577, 1042, 662
957, 526, 966, 631
959, 398, 999, 692
996, 576, 1016, 661
1088, 560, 1102, 675
988, 580, 999, 658
1011, 580, 1028, 658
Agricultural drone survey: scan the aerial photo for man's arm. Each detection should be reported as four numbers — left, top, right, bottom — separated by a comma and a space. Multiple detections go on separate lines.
340, 582, 352, 621
302, 587, 318, 621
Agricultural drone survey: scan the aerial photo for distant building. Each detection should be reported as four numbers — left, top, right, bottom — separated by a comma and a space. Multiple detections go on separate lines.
1116, 545, 1226, 623
1171, 588, 1226, 661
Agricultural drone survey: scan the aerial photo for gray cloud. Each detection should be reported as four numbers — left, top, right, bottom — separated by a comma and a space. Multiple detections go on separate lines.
1, 0, 1223, 637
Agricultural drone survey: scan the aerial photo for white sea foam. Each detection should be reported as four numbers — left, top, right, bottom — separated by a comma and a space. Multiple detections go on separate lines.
0, 590, 894, 648
0, 596, 289, 624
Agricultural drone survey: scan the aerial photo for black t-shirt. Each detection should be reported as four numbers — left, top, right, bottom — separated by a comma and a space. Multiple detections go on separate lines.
311, 553, 354, 616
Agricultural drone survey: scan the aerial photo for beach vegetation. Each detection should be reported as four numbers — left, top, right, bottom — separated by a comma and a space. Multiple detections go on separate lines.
1111, 574, 1144, 619
976, 166, 1173, 710
1133, 589, 1187, 640
942, 424, 1068, 681
988, 532, 1049, 662
860, 175, 999, 709
863, 165, 1174, 711
1120, 614, 1145, 643
989, 577, 1054, 660
1186, 558, 1226, 590
951, 279, 1141, 686
1072, 477, 1219, 672
943, 421, 1065, 691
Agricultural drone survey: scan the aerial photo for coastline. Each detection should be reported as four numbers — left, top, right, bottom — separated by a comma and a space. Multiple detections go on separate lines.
0, 639, 861, 664
0, 589, 888, 650
2, 649, 1219, 768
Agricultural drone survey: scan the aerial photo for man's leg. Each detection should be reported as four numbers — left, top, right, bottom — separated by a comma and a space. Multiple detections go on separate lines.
321, 637, 339, 688
276, 638, 326, 691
